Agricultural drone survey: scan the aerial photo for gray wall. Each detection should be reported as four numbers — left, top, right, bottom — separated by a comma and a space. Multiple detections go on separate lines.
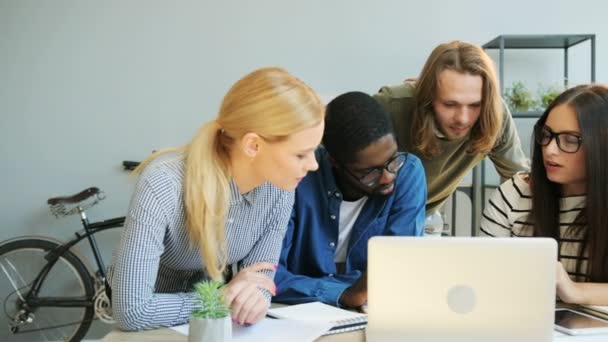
1, 0, 606, 339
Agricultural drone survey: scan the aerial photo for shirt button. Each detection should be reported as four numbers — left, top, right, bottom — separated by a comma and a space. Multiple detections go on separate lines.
328, 273, 334, 277
335, 193, 340, 198
329, 242, 335, 247
330, 215, 336, 220
327, 191, 332, 195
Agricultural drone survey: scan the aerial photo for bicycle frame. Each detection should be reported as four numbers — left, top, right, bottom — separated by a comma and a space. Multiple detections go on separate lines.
24, 208, 124, 309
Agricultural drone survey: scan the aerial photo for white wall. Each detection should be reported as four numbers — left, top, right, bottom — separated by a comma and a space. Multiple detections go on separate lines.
1, 0, 606, 339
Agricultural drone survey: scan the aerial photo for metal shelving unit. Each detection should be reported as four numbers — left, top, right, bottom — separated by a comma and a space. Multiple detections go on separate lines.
464, 34, 597, 235
483, 34, 596, 95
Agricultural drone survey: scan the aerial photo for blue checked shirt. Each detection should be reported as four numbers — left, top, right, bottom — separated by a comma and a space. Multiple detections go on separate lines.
108, 152, 293, 330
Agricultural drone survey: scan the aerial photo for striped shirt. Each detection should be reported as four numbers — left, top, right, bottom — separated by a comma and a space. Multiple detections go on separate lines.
108, 152, 294, 331
480, 172, 587, 280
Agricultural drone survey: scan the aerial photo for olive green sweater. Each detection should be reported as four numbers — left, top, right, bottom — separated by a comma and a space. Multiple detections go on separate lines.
374, 82, 529, 214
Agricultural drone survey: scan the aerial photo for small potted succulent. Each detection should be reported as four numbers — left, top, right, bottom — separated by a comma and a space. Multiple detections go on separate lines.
505, 81, 538, 112
189, 280, 232, 342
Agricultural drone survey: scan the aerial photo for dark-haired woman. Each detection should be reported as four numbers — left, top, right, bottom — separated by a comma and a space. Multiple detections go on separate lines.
481, 84, 608, 305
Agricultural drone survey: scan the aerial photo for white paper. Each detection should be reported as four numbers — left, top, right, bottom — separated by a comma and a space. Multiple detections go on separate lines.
173, 322, 604, 341
170, 323, 189, 335
552, 329, 608, 341
268, 301, 366, 322
553, 330, 567, 337
584, 305, 608, 315
170, 319, 334, 342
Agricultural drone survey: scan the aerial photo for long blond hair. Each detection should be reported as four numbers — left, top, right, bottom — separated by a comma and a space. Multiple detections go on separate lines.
135, 67, 323, 280
412, 40, 502, 158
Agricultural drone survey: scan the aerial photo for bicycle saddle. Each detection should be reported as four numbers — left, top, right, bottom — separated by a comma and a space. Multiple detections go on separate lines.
47, 187, 100, 205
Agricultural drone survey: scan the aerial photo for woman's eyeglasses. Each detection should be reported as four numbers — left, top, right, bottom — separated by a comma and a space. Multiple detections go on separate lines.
534, 124, 583, 153
342, 152, 408, 187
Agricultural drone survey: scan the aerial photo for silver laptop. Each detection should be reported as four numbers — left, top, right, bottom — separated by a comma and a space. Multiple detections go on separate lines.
366, 237, 557, 342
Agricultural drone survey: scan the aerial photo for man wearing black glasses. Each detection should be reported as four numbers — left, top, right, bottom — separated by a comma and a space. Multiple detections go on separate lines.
273, 91, 427, 310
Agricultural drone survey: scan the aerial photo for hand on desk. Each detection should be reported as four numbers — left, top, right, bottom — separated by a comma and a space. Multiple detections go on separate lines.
223, 262, 277, 325
339, 271, 367, 309
556, 261, 584, 304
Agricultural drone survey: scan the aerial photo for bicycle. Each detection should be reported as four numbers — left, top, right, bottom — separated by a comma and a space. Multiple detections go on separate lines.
0, 161, 140, 341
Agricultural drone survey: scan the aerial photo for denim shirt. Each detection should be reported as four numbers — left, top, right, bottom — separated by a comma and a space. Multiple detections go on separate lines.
274, 147, 427, 306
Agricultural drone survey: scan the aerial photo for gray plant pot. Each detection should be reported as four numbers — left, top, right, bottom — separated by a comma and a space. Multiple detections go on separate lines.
188, 316, 232, 342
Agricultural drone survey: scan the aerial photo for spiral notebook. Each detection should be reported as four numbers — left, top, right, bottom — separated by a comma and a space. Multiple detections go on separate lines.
581, 305, 608, 319
268, 302, 367, 335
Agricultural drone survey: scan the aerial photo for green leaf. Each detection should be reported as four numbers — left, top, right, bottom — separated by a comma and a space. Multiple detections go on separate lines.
191, 280, 231, 319
505, 81, 538, 112
537, 84, 563, 108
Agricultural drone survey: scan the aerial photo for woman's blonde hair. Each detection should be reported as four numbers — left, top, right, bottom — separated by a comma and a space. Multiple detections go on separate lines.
412, 40, 503, 158
135, 67, 323, 280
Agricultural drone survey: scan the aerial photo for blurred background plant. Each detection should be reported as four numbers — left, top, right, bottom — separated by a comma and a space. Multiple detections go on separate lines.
505, 81, 538, 112
537, 84, 563, 109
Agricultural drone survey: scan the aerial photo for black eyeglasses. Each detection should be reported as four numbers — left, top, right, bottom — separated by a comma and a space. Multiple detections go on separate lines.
342, 152, 408, 187
534, 124, 583, 153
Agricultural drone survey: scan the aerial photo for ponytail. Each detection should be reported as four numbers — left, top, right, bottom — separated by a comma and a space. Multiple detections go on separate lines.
184, 120, 231, 281
134, 120, 231, 281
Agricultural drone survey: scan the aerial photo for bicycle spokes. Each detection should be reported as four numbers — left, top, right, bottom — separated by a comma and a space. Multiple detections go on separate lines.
1, 241, 95, 341
0, 258, 27, 302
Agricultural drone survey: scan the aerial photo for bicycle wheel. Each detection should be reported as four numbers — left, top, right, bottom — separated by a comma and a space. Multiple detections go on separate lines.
0, 238, 95, 342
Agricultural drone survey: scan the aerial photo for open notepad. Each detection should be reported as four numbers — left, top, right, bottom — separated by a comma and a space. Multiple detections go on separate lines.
268, 302, 367, 335
581, 305, 608, 318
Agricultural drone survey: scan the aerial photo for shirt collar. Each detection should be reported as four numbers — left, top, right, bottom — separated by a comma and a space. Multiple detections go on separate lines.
316, 147, 342, 198
229, 180, 255, 206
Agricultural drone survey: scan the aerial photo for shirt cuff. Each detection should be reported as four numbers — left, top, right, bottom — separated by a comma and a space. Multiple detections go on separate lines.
179, 292, 202, 324
316, 280, 350, 307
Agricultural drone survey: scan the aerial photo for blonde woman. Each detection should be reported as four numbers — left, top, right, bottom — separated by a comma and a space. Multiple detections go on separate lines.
108, 67, 324, 330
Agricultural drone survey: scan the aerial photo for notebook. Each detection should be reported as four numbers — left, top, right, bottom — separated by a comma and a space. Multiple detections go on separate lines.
583, 305, 608, 314
366, 237, 557, 342
581, 305, 608, 319
267, 301, 367, 335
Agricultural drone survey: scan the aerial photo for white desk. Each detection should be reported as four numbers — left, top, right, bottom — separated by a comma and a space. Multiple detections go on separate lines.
555, 336, 608, 341
102, 326, 608, 342
102, 304, 608, 341
102, 326, 362, 341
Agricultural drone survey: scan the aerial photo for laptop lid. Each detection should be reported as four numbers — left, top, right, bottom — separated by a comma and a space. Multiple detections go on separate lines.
366, 237, 557, 342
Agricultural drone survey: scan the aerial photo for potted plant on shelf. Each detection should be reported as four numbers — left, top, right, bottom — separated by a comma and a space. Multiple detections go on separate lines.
538, 84, 563, 109
189, 280, 232, 342
505, 81, 538, 112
